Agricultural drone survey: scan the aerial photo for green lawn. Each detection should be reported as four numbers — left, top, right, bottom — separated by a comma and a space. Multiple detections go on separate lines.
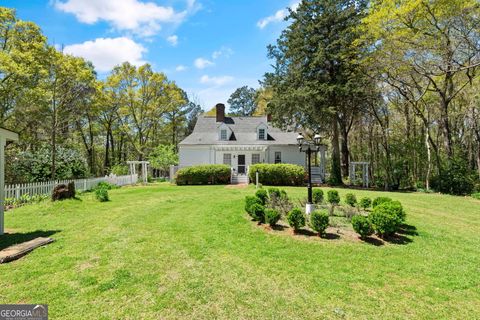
1, 184, 479, 319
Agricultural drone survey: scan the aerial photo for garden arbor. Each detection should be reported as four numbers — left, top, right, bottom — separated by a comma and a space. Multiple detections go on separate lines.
0, 128, 19, 235
127, 161, 150, 184
349, 162, 370, 188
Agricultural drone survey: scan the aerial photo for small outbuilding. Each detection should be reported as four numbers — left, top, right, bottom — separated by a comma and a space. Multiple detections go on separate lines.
0, 127, 19, 235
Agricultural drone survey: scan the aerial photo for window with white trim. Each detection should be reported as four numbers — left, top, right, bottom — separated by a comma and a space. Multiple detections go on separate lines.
252, 154, 260, 164
274, 152, 282, 164
220, 129, 227, 140
223, 153, 232, 165
258, 128, 266, 140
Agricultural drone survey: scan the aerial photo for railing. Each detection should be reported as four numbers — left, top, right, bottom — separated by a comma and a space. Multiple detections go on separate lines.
5, 174, 138, 200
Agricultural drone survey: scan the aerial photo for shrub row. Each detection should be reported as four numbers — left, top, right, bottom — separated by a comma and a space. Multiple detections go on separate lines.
175, 164, 231, 185
248, 164, 305, 186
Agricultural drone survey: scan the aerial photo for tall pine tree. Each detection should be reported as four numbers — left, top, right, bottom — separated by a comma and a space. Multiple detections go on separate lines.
264, 0, 369, 184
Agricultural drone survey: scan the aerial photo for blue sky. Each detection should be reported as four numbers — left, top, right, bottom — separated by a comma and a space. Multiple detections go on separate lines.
4, 0, 299, 110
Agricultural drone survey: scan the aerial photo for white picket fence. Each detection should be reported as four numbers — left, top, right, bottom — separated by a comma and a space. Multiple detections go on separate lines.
5, 174, 138, 199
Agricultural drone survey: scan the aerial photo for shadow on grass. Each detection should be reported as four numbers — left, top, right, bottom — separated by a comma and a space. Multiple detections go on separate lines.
383, 233, 413, 245
398, 224, 419, 236
0, 230, 60, 251
294, 229, 341, 240
364, 237, 385, 246
271, 225, 287, 231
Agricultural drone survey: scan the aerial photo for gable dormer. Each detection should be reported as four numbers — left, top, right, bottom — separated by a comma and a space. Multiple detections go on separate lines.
218, 123, 231, 141
256, 122, 268, 141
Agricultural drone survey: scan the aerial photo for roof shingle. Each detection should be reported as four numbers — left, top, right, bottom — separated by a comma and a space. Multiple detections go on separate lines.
179, 115, 299, 145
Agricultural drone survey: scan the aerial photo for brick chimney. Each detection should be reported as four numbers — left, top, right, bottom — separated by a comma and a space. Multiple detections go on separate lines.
216, 103, 225, 122
267, 114, 272, 122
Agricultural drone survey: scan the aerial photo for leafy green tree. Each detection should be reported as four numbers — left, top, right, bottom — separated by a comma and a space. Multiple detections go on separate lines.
227, 86, 257, 116
264, 0, 369, 184
8, 146, 88, 183
149, 145, 178, 174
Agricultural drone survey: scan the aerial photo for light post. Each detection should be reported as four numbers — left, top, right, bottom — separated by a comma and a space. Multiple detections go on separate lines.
297, 132, 322, 215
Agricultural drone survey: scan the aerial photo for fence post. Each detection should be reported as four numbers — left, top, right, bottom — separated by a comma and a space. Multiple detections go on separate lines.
15, 184, 20, 199
83, 179, 87, 191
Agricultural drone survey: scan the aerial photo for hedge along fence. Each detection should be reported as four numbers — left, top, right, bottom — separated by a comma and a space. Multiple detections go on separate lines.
248, 164, 305, 186
175, 164, 231, 185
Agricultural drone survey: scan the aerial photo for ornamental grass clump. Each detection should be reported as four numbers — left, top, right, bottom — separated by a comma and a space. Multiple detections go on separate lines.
309, 210, 329, 237
287, 208, 306, 233
95, 187, 109, 202
351, 215, 373, 239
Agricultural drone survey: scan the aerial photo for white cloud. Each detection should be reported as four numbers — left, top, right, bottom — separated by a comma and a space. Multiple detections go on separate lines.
212, 46, 233, 59
194, 57, 214, 69
54, 0, 198, 37
200, 75, 234, 86
257, 1, 300, 29
63, 37, 147, 72
167, 35, 178, 46
175, 65, 187, 72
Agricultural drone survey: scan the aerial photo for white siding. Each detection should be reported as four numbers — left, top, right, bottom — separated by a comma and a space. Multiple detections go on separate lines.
267, 145, 304, 166
179, 146, 213, 166
180, 144, 305, 168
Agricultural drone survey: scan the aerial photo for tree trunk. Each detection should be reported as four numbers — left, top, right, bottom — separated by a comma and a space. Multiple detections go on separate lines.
330, 116, 343, 185
340, 125, 349, 179
425, 130, 432, 191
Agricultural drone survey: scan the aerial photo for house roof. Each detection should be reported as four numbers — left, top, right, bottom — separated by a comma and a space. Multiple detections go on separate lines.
179, 115, 300, 146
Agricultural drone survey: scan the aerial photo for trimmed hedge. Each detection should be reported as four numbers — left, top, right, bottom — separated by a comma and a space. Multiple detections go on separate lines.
175, 164, 231, 185
248, 164, 305, 186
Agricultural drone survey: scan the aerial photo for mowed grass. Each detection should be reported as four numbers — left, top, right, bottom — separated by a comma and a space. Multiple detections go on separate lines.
0, 183, 479, 319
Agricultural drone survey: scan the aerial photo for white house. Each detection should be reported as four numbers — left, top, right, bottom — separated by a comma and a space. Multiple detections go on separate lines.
178, 103, 326, 184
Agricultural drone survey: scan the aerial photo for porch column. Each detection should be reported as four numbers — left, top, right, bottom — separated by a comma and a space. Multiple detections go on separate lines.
320, 147, 326, 182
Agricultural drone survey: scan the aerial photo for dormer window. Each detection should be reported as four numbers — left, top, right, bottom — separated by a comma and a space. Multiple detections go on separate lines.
220, 129, 227, 140
259, 128, 266, 140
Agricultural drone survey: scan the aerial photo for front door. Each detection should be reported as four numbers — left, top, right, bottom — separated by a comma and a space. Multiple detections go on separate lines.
237, 155, 246, 174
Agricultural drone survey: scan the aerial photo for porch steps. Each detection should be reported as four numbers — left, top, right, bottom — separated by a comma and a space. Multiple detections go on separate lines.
231, 174, 249, 185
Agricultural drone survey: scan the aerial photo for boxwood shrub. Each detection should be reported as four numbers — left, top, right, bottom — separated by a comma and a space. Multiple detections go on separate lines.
345, 193, 357, 207
369, 203, 402, 237
287, 208, 306, 232
351, 215, 373, 239
309, 210, 329, 236
255, 189, 268, 205
175, 164, 230, 185
250, 204, 266, 223
327, 190, 340, 205
248, 164, 305, 186
265, 208, 281, 227
245, 196, 262, 214
312, 189, 324, 204
372, 196, 392, 208
359, 197, 372, 210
